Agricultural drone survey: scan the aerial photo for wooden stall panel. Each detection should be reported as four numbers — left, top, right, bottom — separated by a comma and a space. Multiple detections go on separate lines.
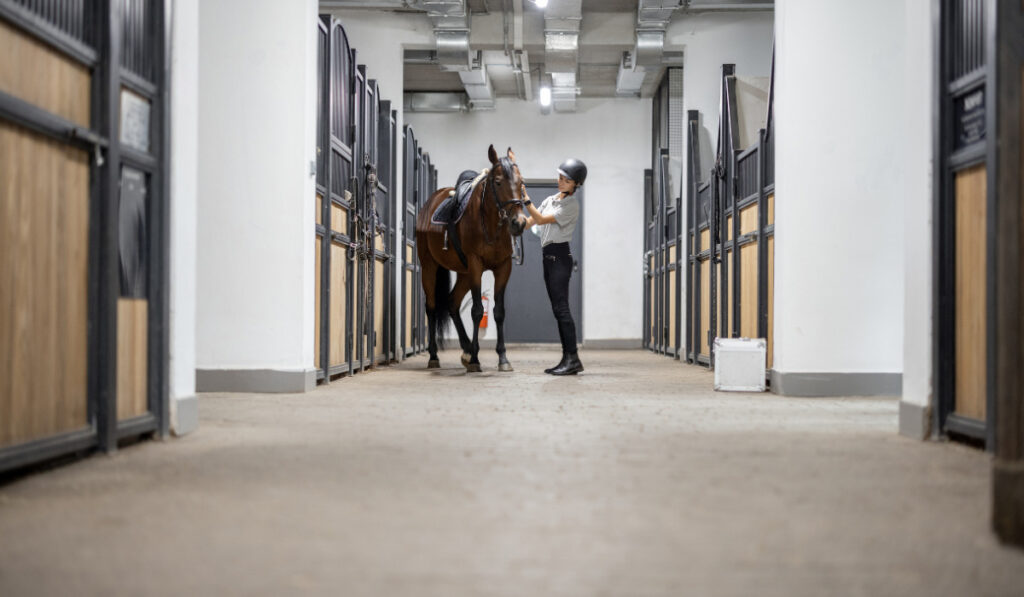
726, 215, 733, 241
329, 241, 348, 368
648, 256, 655, 346
699, 259, 710, 358
316, 193, 323, 227
740, 204, 758, 235
767, 235, 775, 369
405, 268, 413, 349
0, 21, 91, 127
374, 259, 385, 361
117, 299, 148, 420
740, 243, 758, 338
0, 123, 90, 447
767, 194, 775, 225
314, 238, 322, 368
954, 164, 987, 421
331, 203, 348, 234
669, 268, 677, 349
721, 251, 733, 336
699, 229, 710, 253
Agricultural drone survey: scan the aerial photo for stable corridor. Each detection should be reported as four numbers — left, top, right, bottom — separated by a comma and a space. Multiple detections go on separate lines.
1, 349, 1021, 596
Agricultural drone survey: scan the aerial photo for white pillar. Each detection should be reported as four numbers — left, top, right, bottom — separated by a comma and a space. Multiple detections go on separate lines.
169, 0, 198, 430
195, 0, 319, 392
772, 0, 906, 396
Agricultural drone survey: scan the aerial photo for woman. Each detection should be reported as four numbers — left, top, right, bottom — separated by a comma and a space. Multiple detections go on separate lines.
521, 158, 587, 375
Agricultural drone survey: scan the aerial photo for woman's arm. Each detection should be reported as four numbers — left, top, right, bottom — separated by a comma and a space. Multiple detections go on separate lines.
521, 185, 557, 226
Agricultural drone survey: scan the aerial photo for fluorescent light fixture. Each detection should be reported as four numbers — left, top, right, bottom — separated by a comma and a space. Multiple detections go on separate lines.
539, 86, 552, 107
534, 0, 548, 7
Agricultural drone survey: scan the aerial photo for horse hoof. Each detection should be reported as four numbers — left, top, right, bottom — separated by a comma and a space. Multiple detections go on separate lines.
498, 362, 514, 372
427, 359, 440, 369
465, 363, 482, 373
461, 352, 471, 365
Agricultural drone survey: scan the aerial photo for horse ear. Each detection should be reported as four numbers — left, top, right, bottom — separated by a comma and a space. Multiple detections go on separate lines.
507, 147, 517, 162
488, 144, 498, 164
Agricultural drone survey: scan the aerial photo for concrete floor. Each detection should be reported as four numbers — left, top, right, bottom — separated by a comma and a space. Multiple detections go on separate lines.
1, 349, 1022, 596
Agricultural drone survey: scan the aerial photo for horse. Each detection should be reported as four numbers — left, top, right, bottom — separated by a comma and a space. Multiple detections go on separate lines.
415, 145, 529, 372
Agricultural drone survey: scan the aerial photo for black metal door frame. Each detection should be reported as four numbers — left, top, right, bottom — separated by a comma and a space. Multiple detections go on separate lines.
0, 0, 169, 473
933, 0, 997, 448
316, 17, 357, 381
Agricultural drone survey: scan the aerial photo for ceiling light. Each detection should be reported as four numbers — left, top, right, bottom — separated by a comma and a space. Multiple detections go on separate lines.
539, 86, 552, 107
534, 0, 548, 8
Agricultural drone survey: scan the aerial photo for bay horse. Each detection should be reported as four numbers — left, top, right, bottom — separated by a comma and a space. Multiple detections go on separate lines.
416, 145, 528, 372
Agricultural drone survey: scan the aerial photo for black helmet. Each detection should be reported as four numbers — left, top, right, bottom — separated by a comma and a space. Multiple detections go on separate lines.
558, 158, 587, 188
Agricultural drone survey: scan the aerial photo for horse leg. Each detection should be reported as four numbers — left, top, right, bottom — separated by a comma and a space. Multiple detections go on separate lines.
448, 273, 474, 366
493, 259, 513, 372
466, 261, 485, 372
422, 260, 441, 369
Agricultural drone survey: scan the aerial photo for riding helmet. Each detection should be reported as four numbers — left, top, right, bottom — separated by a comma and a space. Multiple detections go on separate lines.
557, 158, 587, 188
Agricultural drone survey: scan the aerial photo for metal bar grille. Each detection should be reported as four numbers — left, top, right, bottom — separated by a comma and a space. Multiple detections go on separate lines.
10, 0, 90, 45
951, 0, 984, 81
120, 0, 153, 80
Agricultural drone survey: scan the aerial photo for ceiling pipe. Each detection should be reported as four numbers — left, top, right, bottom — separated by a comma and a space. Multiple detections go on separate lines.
330, 0, 498, 110
543, 0, 581, 112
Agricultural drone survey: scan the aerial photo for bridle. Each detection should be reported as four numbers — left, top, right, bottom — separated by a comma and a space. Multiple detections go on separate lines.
481, 157, 525, 243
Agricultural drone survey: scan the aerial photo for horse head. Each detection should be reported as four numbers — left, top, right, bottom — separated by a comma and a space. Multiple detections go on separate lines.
487, 145, 528, 237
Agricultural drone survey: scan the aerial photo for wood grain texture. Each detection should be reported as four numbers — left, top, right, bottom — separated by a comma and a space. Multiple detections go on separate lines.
0, 21, 91, 127
699, 259, 710, 358
0, 122, 89, 447
740, 204, 758, 235
767, 194, 775, 226
648, 256, 655, 345
374, 260, 385, 360
668, 268, 677, 348
330, 241, 348, 367
699, 229, 709, 253
740, 242, 758, 338
405, 269, 413, 347
332, 203, 347, 234
117, 299, 148, 420
767, 235, 775, 369
314, 238, 322, 368
722, 252, 733, 337
726, 215, 733, 241
316, 194, 323, 227
954, 164, 987, 421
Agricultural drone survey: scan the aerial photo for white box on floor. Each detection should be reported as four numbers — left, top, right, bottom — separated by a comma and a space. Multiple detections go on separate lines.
713, 338, 767, 392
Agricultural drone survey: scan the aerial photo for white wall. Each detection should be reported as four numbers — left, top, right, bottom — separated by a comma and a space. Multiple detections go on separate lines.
196, 0, 318, 373
774, 0, 905, 376
901, 0, 935, 416
169, 0, 198, 424
668, 11, 775, 183
407, 97, 652, 341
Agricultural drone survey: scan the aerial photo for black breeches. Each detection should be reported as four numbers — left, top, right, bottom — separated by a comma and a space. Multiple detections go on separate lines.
542, 242, 578, 354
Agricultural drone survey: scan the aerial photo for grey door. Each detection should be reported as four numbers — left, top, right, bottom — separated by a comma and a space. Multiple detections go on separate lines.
504, 182, 583, 343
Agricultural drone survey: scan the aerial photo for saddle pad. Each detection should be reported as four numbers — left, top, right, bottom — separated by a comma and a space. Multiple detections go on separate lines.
431, 168, 488, 226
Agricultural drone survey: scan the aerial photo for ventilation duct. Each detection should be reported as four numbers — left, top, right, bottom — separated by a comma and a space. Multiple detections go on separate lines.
404, 92, 470, 112
615, 0, 682, 96
543, 0, 581, 112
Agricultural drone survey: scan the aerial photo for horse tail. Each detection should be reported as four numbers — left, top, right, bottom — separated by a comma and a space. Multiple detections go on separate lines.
433, 266, 452, 350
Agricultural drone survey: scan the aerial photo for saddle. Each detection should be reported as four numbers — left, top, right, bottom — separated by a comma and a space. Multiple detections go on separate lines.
431, 169, 487, 226
430, 168, 489, 268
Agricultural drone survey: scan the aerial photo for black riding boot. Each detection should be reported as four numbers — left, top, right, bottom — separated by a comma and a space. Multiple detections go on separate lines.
550, 352, 584, 376
545, 353, 569, 374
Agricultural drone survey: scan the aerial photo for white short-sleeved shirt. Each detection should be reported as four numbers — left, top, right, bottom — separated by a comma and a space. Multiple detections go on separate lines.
534, 193, 580, 246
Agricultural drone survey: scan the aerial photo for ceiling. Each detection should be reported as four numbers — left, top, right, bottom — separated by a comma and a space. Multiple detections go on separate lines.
327, 1, 773, 106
